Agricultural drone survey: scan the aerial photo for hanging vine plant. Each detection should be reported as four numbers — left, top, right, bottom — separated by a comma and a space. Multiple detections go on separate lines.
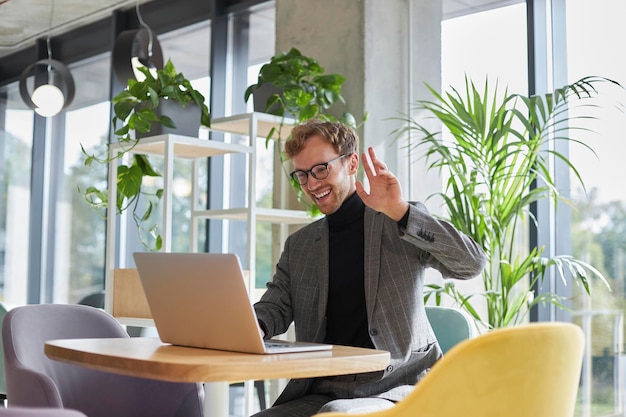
82, 59, 210, 250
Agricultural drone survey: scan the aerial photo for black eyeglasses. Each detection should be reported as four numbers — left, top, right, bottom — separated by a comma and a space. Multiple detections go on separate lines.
290, 154, 348, 185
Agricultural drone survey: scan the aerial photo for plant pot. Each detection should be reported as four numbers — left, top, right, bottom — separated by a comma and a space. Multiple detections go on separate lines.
137, 98, 202, 138
252, 84, 297, 119
252, 84, 283, 115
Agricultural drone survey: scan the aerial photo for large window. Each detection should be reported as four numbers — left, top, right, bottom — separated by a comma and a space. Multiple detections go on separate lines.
443, 1, 626, 416
52, 55, 112, 304
565, 1, 626, 415
440, 1, 528, 316
3, 54, 113, 306
442, 3, 527, 93
0, 83, 34, 305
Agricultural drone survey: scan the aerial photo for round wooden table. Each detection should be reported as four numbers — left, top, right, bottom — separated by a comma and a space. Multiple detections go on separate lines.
45, 337, 390, 417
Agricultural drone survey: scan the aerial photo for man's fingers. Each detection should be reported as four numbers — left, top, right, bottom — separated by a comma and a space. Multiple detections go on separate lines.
361, 151, 375, 179
367, 147, 387, 173
355, 181, 368, 197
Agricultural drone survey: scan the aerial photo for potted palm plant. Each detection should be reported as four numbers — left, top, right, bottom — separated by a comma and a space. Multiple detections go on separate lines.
82, 59, 210, 250
395, 76, 619, 330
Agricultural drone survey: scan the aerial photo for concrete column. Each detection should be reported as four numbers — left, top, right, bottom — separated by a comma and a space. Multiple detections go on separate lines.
275, 0, 442, 205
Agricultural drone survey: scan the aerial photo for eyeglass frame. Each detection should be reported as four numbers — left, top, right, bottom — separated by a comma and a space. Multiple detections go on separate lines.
289, 153, 349, 185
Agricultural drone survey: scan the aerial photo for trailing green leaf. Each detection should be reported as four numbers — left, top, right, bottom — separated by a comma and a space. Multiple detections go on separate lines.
81, 59, 210, 251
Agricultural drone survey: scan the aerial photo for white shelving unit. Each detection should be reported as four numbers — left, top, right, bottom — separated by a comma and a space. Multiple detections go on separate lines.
100, 112, 311, 417
103, 112, 311, 321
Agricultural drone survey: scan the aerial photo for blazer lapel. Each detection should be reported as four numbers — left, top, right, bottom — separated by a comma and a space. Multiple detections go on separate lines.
364, 208, 383, 321
311, 218, 330, 341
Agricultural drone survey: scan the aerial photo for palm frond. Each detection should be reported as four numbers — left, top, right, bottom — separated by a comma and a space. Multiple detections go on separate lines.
393, 75, 620, 329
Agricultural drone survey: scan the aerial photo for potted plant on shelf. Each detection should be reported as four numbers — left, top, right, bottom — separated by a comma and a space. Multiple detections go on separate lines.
245, 47, 365, 217
244, 47, 358, 129
82, 58, 210, 250
395, 75, 620, 331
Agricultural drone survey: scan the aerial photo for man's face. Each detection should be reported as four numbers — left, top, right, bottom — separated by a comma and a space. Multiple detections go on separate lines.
291, 134, 357, 215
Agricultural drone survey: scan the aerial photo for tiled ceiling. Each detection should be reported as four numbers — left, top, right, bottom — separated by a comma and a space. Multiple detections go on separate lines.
0, 0, 147, 58
443, 0, 522, 19
0, 0, 522, 60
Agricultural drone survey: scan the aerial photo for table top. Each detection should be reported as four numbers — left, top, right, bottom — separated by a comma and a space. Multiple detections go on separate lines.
45, 337, 391, 383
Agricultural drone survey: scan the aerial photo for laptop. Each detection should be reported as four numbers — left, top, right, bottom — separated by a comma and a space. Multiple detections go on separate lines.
132, 252, 332, 354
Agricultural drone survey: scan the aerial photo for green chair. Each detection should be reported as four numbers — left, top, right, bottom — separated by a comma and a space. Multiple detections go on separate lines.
425, 305, 475, 354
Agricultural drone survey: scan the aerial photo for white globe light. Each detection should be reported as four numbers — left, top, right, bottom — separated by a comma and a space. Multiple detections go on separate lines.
31, 84, 65, 117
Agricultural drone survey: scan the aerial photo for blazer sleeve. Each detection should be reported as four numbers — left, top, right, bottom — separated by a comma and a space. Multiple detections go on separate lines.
400, 201, 487, 279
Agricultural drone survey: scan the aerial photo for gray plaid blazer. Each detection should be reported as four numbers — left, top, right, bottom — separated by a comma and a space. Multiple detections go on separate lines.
254, 201, 486, 403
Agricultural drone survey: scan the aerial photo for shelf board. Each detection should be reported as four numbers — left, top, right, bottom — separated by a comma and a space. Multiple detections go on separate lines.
109, 134, 253, 159
209, 112, 295, 139
115, 317, 155, 327
193, 207, 319, 224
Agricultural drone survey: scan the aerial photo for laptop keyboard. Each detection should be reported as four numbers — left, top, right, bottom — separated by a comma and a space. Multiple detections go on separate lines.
264, 341, 292, 348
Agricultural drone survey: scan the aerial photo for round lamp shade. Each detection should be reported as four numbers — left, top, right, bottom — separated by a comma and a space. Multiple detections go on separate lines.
31, 84, 65, 117
19, 59, 75, 117
113, 28, 163, 85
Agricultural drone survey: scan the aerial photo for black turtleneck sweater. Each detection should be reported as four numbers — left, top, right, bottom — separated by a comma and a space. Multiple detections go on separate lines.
324, 192, 374, 349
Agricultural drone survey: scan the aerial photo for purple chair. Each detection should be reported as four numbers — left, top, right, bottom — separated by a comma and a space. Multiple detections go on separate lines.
2, 304, 204, 417
0, 407, 87, 417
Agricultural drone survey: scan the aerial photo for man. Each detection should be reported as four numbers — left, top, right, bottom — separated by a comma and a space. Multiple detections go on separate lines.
253, 119, 486, 417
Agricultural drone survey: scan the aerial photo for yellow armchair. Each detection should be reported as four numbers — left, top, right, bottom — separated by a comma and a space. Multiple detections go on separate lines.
314, 322, 584, 417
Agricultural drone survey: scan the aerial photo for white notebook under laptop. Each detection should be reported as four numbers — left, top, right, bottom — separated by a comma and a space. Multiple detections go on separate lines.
133, 252, 332, 354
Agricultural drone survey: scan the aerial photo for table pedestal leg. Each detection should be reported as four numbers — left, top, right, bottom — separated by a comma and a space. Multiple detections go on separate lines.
204, 381, 230, 417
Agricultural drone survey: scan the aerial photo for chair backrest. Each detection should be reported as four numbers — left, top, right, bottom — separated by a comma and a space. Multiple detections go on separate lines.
0, 407, 87, 417
313, 322, 585, 417
76, 291, 105, 309
425, 305, 475, 353
2, 304, 204, 417
0, 302, 9, 399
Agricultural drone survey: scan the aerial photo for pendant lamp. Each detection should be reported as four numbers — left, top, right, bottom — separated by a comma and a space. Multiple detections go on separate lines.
18, 0, 75, 117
